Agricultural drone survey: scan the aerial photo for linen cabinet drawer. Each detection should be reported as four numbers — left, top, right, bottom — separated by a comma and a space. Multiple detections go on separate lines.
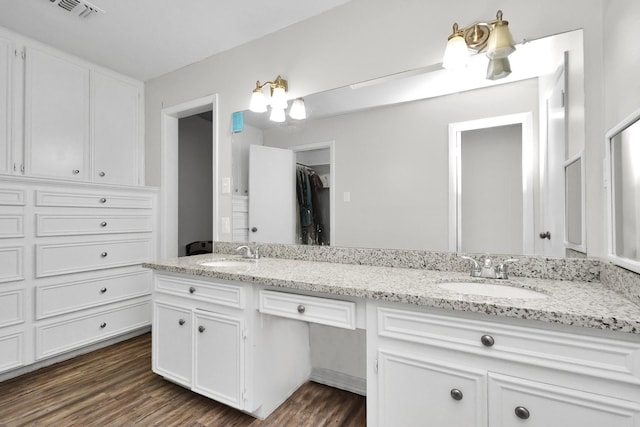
0, 288, 24, 327
35, 300, 151, 359
155, 275, 245, 309
0, 330, 24, 374
36, 239, 152, 277
36, 190, 153, 209
0, 215, 23, 238
0, 246, 23, 283
36, 270, 152, 319
377, 307, 640, 383
36, 214, 152, 236
259, 290, 356, 330
0, 189, 25, 206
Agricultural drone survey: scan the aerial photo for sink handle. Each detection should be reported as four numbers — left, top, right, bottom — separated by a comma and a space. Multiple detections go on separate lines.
495, 258, 519, 279
459, 256, 481, 277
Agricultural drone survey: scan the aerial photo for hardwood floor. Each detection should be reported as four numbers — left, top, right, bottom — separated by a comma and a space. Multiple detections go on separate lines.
0, 333, 366, 426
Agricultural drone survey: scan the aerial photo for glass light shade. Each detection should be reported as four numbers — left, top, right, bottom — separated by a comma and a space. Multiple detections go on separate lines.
486, 57, 512, 80
289, 98, 306, 120
486, 22, 515, 59
270, 86, 288, 109
442, 35, 470, 70
249, 90, 267, 113
269, 106, 286, 123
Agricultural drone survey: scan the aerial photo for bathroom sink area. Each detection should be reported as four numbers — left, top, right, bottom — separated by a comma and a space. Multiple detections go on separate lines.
437, 282, 548, 299
199, 259, 255, 268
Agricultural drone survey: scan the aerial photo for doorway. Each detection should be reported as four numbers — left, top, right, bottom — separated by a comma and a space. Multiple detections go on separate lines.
160, 95, 218, 258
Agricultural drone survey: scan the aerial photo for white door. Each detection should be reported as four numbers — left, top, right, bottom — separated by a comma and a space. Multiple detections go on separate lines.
152, 302, 192, 387
25, 47, 89, 180
0, 37, 11, 175
541, 67, 566, 257
91, 71, 140, 185
248, 145, 295, 244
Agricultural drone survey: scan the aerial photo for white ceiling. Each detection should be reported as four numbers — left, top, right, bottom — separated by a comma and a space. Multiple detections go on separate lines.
0, 0, 350, 81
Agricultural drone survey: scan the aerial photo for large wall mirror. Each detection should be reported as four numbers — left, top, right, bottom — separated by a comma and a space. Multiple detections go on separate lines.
230, 30, 585, 257
606, 108, 640, 273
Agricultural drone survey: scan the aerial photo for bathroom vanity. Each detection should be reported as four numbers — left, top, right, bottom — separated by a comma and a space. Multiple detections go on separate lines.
144, 251, 640, 426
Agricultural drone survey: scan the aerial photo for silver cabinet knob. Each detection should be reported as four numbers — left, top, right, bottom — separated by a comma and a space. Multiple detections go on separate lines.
99, 171, 106, 177
100, 221, 108, 227
101, 252, 108, 258
100, 287, 107, 294
515, 406, 530, 420
450, 389, 463, 401
178, 319, 186, 326
72, 169, 80, 175
99, 198, 107, 203
251, 227, 258, 232
297, 304, 306, 314
481, 335, 495, 347
198, 325, 205, 333
539, 231, 551, 240
100, 322, 107, 329
189, 286, 196, 294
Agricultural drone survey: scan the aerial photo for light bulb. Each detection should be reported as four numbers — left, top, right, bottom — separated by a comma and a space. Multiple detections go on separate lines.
269, 106, 286, 123
249, 89, 267, 113
442, 34, 470, 70
289, 98, 306, 120
271, 86, 288, 110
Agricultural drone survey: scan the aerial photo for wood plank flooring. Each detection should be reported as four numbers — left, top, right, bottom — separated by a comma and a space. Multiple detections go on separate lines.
0, 333, 366, 426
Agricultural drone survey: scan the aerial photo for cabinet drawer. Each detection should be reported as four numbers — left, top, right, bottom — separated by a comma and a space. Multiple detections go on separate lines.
36, 190, 153, 209
0, 288, 24, 327
36, 239, 152, 277
0, 189, 25, 206
36, 270, 152, 319
0, 246, 23, 283
377, 307, 640, 383
155, 275, 245, 309
0, 215, 23, 238
36, 214, 152, 236
0, 330, 24, 374
35, 300, 151, 359
259, 290, 356, 330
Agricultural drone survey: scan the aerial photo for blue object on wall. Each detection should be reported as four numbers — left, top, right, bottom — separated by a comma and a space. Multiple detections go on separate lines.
232, 111, 244, 133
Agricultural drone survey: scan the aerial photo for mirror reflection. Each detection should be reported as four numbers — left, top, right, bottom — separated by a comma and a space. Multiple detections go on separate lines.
231, 30, 585, 256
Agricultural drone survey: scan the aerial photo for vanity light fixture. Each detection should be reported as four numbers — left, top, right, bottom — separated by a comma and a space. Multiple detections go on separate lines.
249, 75, 306, 122
442, 10, 516, 80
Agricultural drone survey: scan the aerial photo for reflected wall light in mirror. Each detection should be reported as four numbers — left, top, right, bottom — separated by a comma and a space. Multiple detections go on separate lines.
443, 10, 516, 80
606, 107, 640, 274
249, 75, 306, 122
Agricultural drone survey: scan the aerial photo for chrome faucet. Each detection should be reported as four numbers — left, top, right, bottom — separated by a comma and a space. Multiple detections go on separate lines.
460, 256, 518, 279
236, 245, 259, 259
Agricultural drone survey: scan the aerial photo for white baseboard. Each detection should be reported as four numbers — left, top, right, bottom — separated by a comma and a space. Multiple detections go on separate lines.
310, 367, 366, 396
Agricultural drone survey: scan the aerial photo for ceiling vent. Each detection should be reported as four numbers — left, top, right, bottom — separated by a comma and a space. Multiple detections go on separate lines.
48, 0, 104, 19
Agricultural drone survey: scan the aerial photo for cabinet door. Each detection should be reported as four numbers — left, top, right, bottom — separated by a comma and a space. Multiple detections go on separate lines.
152, 302, 192, 387
91, 71, 140, 185
193, 310, 245, 410
377, 349, 487, 427
0, 37, 11, 175
25, 47, 89, 180
488, 373, 640, 427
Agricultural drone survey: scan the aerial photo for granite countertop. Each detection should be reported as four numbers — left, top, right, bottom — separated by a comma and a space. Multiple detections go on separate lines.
143, 254, 640, 335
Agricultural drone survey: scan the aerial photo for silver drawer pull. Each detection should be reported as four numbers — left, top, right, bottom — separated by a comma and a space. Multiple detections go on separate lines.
178, 319, 186, 326
297, 304, 306, 314
72, 169, 80, 175
481, 335, 495, 347
100, 287, 107, 294
100, 221, 108, 227
514, 406, 530, 420
99, 171, 106, 177
450, 389, 463, 401
99, 198, 107, 203
189, 286, 196, 294
100, 252, 108, 258
198, 325, 205, 333
100, 322, 107, 329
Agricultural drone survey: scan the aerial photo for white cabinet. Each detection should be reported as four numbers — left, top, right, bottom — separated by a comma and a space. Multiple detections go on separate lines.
153, 302, 192, 387
25, 46, 89, 180
0, 36, 12, 175
91, 71, 141, 185
367, 302, 640, 427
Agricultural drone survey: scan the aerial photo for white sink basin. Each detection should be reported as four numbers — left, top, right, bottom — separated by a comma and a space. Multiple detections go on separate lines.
437, 282, 547, 299
200, 260, 253, 268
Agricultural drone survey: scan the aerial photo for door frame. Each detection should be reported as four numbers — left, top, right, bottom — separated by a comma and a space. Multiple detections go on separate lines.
291, 140, 335, 246
448, 112, 534, 254
160, 94, 219, 258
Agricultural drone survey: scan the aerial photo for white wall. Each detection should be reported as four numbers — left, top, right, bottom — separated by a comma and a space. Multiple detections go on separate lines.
145, 0, 605, 256
178, 115, 213, 256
